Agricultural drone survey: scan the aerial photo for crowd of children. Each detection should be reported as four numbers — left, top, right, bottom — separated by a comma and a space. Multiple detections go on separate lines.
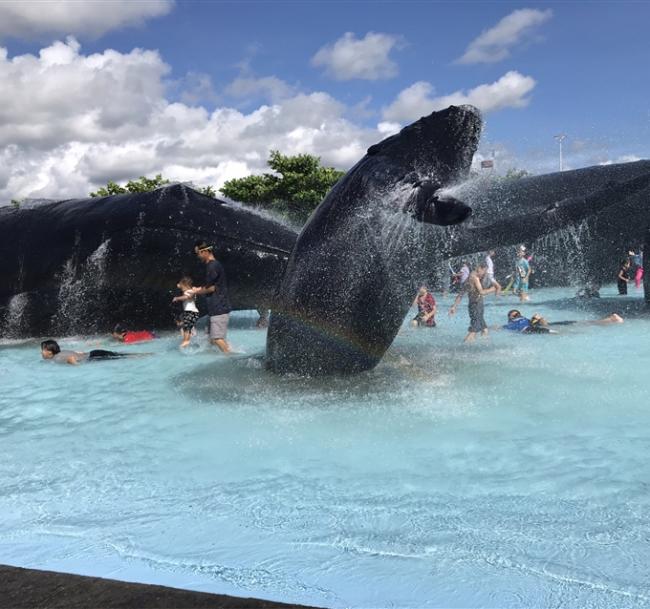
40, 241, 635, 363
416, 244, 627, 343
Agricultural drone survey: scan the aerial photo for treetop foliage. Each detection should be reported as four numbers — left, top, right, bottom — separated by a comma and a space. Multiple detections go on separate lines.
87, 151, 344, 223
89, 175, 216, 198
220, 150, 345, 222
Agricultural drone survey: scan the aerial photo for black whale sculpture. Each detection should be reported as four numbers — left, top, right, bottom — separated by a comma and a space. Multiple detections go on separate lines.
266, 105, 482, 375
0, 184, 297, 337
3, 106, 649, 368
266, 106, 650, 375
446, 161, 650, 295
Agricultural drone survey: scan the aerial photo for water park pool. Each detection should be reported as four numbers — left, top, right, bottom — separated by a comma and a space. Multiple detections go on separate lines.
2, 285, 650, 608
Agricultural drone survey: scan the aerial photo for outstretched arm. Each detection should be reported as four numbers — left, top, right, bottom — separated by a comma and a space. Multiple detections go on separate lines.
449, 292, 464, 316
191, 285, 216, 295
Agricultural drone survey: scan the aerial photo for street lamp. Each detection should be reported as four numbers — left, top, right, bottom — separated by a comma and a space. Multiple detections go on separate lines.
554, 133, 567, 171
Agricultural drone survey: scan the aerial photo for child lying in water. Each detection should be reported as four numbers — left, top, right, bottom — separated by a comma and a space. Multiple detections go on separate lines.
41, 340, 150, 365
502, 310, 623, 334
111, 325, 156, 344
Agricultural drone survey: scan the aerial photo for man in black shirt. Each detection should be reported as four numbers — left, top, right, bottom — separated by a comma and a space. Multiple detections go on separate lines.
193, 241, 232, 353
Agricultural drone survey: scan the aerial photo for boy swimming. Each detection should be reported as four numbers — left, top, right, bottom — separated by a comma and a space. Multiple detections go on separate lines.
40, 340, 143, 365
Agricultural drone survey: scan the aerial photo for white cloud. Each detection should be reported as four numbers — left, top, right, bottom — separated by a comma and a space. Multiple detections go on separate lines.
457, 8, 552, 64
382, 71, 536, 122
0, 39, 381, 202
0, 0, 173, 40
377, 121, 401, 137
598, 154, 642, 166
311, 32, 401, 80
176, 72, 220, 106
225, 75, 296, 103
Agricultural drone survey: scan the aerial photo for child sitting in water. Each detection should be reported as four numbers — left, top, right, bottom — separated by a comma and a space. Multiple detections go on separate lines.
411, 286, 437, 327
172, 276, 200, 348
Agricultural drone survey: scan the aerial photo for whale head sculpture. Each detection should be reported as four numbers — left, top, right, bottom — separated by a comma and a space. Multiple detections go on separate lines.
266, 105, 482, 375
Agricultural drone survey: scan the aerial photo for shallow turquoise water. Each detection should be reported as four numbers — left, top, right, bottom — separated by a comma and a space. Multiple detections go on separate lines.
1, 285, 650, 608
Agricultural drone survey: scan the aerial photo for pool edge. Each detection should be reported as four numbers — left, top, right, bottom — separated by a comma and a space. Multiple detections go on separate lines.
0, 564, 324, 609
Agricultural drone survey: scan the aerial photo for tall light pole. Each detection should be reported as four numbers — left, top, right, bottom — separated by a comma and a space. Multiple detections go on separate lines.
554, 133, 567, 171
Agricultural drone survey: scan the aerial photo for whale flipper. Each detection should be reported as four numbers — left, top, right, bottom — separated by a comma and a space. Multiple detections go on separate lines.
405, 181, 472, 226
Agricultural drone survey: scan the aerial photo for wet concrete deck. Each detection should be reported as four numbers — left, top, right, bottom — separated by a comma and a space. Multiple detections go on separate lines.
0, 564, 323, 609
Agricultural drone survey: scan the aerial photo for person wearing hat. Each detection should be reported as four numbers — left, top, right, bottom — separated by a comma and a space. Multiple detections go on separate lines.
192, 241, 232, 353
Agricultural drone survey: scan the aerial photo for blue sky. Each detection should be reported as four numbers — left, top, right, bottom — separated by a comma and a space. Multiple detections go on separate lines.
1, 0, 649, 200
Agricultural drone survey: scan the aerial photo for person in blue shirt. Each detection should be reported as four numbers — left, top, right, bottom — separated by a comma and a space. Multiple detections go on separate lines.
502, 309, 623, 334
512, 247, 530, 303
502, 310, 552, 333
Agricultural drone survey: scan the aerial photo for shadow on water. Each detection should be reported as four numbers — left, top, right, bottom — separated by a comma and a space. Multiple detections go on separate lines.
169, 346, 457, 411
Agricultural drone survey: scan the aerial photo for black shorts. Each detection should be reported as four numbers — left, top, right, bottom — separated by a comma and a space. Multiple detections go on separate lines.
413, 313, 436, 327
181, 311, 199, 332
88, 349, 125, 360
468, 298, 487, 333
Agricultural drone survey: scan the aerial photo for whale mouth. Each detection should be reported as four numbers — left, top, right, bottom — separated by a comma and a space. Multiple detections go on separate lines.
405, 180, 472, 226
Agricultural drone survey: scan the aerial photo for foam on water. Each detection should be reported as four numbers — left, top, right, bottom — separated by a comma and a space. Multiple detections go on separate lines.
1, 289, 650, 608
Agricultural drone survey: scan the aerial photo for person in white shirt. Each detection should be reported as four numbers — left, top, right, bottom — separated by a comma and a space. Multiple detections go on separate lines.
483, 249, 501, 293
172, 276, 200, 348
458, 261, 471, 287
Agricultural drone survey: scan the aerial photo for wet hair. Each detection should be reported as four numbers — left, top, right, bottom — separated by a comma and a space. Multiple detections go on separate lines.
113, 324, 127, 335
178, 276, 193, 287
41, 339, 60, 354
507, 309, 522, 320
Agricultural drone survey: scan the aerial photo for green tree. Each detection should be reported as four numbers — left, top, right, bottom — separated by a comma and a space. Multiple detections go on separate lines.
196, 184, 217, 198
220, 151, 345, 222
90, 174, 170, 197
89, 175, 217, 198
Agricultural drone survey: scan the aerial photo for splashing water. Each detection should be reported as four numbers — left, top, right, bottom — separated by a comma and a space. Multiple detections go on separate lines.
52, 240, 111, 334
535, 220, 593, 285
2, 293, 29, 337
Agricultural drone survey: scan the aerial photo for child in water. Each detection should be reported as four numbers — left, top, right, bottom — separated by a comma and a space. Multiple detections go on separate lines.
41, 340, 145, 364
172, 276, 200, 347
111, 324, 156, 343
617, 259, 631, 295
411, 286, 437, 327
